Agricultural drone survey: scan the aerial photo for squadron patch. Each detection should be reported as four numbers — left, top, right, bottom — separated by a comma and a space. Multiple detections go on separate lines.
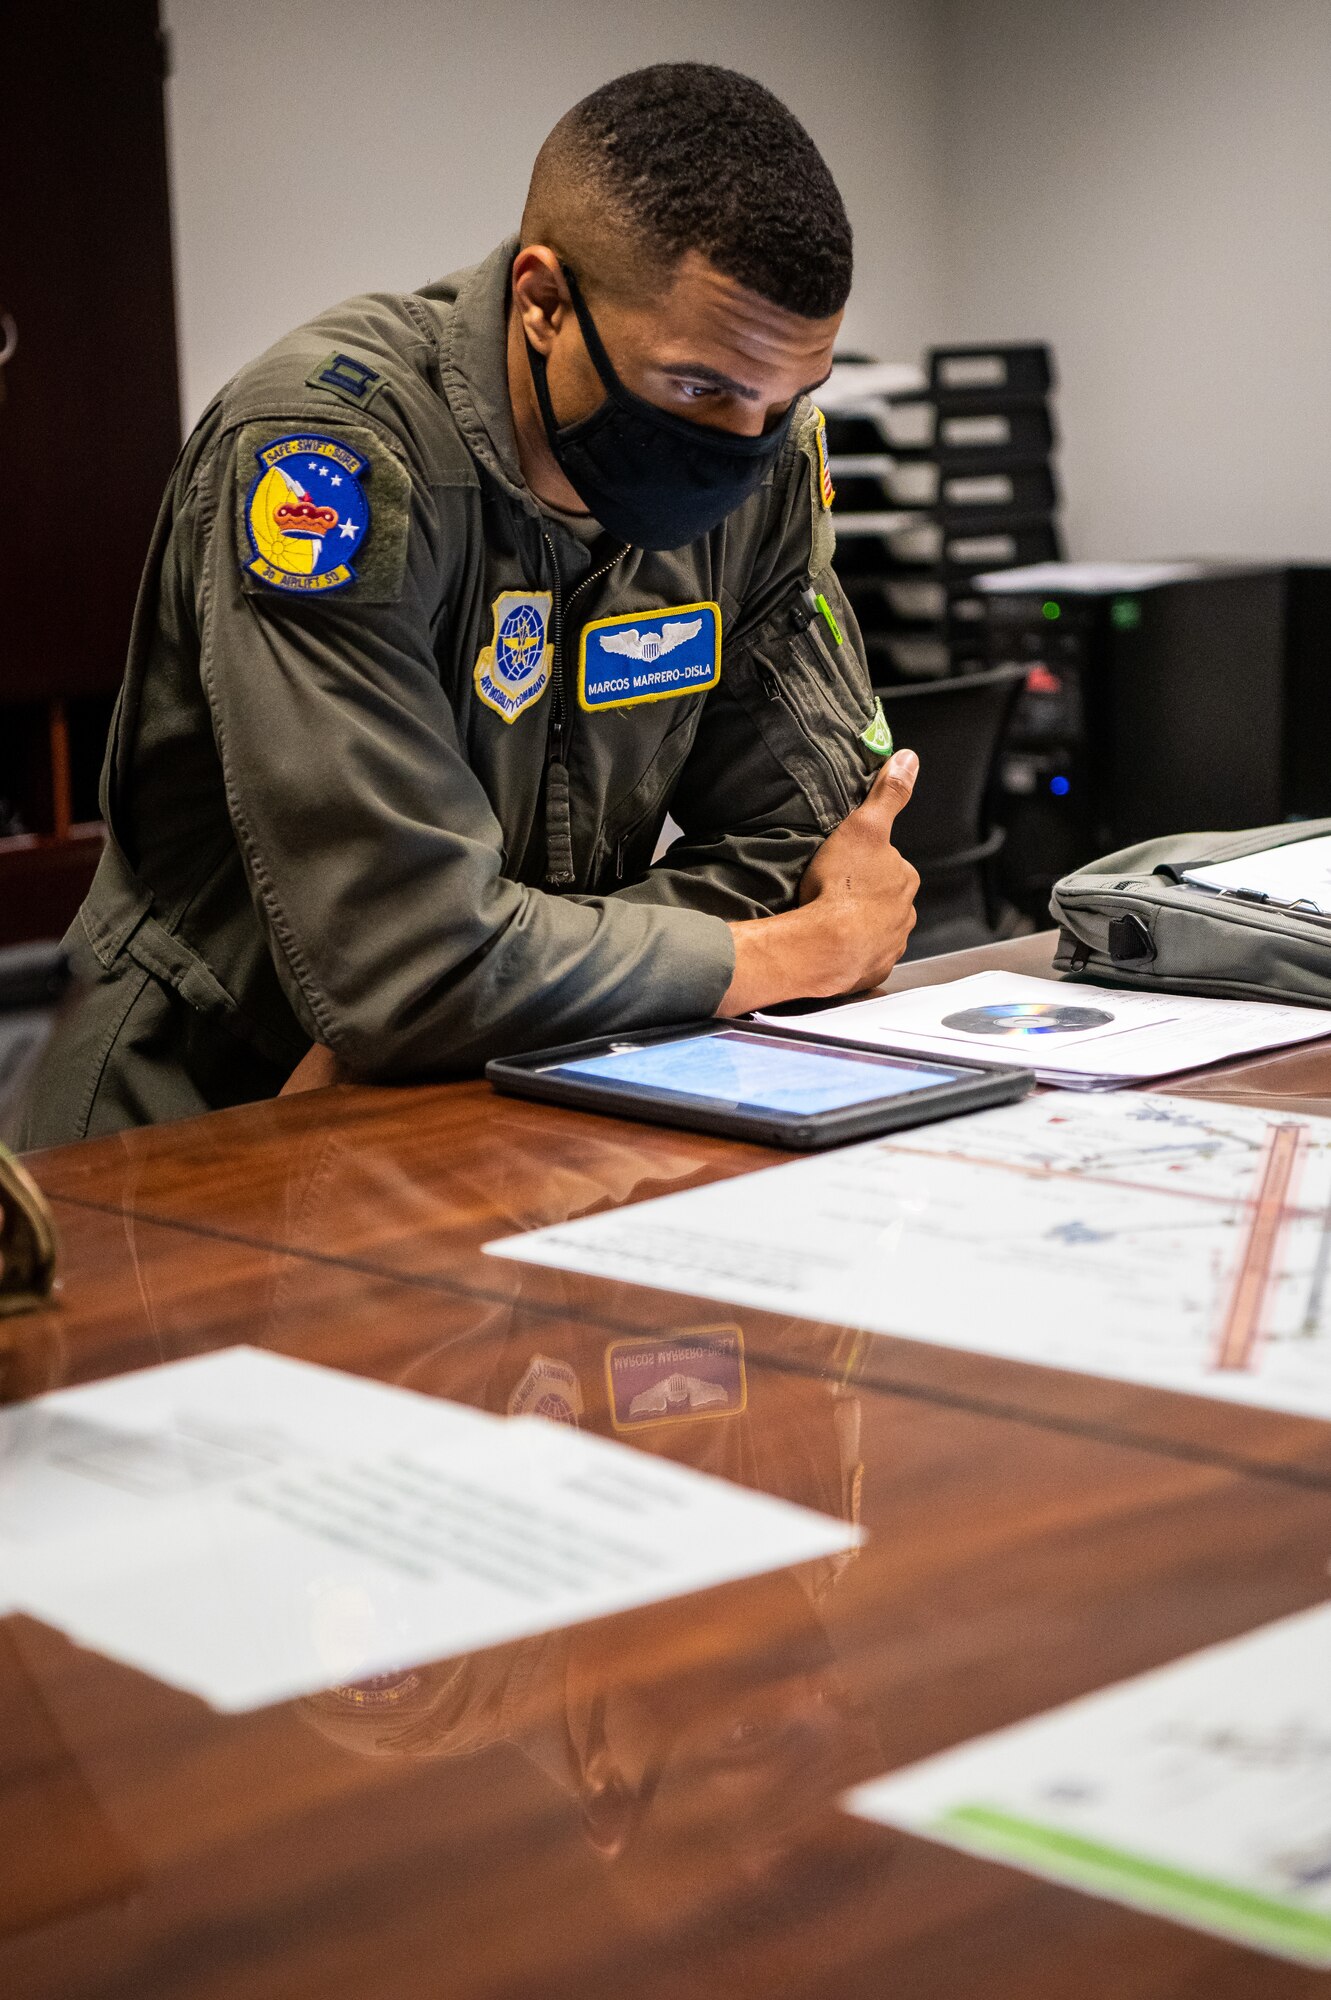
243, 433, 370, 594
604, 1327, 746, 1432
474, 591, 554, 722
579, 601, 721, 712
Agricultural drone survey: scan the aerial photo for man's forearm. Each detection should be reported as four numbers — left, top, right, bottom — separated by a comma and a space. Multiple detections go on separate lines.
717, 904, 851, 1016
716, 749, 922, 1016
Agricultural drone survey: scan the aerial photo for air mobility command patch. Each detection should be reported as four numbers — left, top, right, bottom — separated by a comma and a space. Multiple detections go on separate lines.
579, 601, 721, 712
507, 1355, 583, 1426
474, 590, 554, 722
236, 423, 410, 603
604, 1327, 746, 1433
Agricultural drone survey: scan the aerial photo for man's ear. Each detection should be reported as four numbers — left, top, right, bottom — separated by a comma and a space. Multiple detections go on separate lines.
512, 245, 570, 356
571, 1744, 635, 1864
575, 1694, 639, 1860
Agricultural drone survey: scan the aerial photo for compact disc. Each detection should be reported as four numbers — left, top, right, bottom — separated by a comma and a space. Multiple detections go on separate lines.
942, 1002, 1115, 1038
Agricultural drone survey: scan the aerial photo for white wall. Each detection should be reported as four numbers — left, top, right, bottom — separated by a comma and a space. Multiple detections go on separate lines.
163, 0, 1331, 565
162, 0, 944, 424
935, 0, 1331, 561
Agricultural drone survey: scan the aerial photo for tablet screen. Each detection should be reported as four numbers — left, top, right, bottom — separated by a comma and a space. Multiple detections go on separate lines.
543, 1029, 967, 1118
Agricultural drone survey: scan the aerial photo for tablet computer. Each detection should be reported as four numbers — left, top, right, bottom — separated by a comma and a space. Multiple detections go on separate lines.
486, 1020, 1033, 1149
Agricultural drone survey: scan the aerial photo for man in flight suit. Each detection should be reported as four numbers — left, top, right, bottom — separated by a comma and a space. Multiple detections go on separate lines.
21, 63, 919, 1146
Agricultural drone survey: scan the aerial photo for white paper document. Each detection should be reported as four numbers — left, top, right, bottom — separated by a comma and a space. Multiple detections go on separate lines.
845, 1600, 1331, 1966
1183, 832, 1331, 917
489, 1091, 1331, 1422
757, 971, 1331, 1089
0, 1349, 859, 1711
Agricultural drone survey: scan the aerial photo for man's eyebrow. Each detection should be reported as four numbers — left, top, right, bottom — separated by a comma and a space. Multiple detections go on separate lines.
662, 361, 761, 399
661, 362, 836, 401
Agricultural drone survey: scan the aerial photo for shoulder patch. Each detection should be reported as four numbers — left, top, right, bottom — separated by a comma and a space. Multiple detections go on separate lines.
305, 351, 388, 410
796, 403, 837, 573
811, 406, 835, 509
235, 422, 410, 603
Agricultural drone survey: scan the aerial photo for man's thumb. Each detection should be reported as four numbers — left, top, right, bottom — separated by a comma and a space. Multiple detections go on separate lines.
869, 747, 918, 821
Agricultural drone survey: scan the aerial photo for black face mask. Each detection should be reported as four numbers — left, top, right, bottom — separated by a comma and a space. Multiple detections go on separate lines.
525, 265, 795, 552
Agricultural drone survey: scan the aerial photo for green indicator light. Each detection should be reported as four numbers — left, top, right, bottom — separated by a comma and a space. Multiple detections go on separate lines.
1111, 597, 1141, 630
1041, 600, 1061, 621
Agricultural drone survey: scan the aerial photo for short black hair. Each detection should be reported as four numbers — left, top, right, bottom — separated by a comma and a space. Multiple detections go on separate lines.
558, 64, 852, 319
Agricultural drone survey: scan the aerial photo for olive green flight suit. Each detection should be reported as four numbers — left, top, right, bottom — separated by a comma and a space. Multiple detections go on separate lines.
19, 239, 880, 1147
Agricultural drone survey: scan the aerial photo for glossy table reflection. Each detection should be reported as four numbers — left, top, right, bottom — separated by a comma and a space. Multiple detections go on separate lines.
8, 934, 1331, 1998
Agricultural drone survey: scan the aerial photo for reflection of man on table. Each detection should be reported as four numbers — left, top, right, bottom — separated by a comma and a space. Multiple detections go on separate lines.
297, 1357, 879, 1993
22, 62, 917, 1146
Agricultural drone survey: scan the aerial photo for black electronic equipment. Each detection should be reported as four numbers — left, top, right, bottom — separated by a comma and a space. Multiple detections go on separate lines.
487, 1021, 1032, 1151
829, 344, 1063, 688
977, 562, 1331, 920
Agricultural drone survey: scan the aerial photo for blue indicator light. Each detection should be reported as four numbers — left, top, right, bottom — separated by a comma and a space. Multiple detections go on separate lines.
1049, 775, 1071, 797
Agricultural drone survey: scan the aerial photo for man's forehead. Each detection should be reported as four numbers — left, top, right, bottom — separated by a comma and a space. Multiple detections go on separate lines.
621, 250, 841, 384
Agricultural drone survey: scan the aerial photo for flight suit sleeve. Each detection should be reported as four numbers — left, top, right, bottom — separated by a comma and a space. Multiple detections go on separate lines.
195, 419, 735, 1077
611, 413, 884, 923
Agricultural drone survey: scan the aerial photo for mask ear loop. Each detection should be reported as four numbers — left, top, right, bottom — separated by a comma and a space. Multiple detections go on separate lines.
524, 328, 563, 442
558, 265, 629, 398
523, 262, 623, 449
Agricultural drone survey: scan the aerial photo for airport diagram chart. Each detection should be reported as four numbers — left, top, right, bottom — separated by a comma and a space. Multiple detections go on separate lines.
489, 1093, 1331, 1421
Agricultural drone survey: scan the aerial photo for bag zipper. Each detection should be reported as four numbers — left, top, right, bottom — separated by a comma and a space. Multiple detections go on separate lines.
541, 531, 627, 887
1065, 879, 1331, 952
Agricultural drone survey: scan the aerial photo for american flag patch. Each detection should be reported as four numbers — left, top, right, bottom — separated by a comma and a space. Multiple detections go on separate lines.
813, 408, 835, 509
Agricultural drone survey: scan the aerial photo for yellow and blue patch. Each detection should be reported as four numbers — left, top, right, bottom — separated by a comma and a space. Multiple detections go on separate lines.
474, 590, 554, 722
243, 433, 370, 594
579, 601, 721, 712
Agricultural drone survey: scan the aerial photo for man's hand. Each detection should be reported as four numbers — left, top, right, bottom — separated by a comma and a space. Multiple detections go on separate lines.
717, 749, 920, 1016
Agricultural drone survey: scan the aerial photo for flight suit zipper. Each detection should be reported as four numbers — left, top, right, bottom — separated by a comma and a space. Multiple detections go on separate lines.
541, 531, 627, 886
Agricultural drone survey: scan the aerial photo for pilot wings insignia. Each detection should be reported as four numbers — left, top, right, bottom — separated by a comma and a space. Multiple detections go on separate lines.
598, 617, 703, 664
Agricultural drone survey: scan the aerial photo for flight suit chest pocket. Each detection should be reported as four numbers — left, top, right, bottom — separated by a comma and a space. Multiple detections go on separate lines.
591, 703, 703, 887
729, 599, 878, 833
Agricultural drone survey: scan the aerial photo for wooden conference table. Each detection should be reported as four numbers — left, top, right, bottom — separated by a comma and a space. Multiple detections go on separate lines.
6, 933, 1331, 2000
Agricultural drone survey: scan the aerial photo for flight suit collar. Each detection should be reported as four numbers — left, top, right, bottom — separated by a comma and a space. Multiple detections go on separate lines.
424, 236, 595, 574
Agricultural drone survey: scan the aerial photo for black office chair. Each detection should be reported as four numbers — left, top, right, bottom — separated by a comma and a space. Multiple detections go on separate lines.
875, 663, 1027, 960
